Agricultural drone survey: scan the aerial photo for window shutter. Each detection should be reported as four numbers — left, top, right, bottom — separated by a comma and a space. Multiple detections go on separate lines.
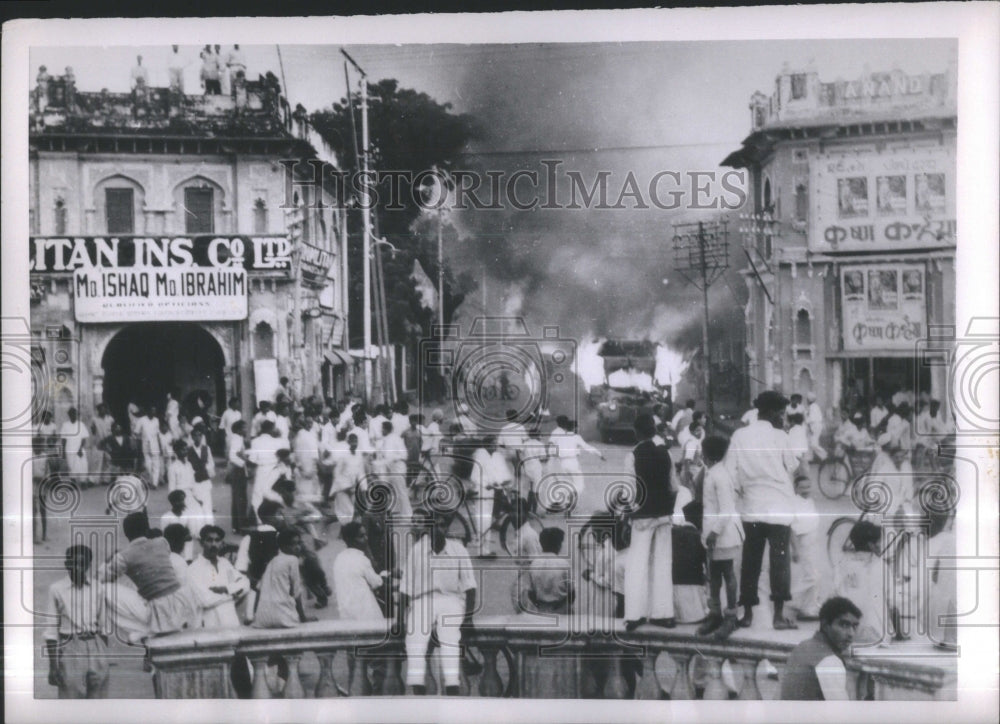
184, 187, 214, 234
106, 188, 135, 234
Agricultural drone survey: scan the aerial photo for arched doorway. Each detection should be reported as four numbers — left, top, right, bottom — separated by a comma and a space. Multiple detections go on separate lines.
101, 323, 225, 425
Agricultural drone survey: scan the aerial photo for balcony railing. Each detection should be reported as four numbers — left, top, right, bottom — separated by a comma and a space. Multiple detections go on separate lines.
147, 616, 954, 700
31, 74, 293, 138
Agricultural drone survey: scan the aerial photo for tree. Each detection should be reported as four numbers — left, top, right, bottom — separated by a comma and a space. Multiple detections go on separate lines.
309, 79, 479, 348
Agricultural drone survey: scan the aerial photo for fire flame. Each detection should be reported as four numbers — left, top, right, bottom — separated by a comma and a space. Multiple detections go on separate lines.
576, 337, 690, 391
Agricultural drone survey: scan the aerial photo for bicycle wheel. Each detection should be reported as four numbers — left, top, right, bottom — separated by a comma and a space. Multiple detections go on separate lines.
818, 459, 851, 500
498, 513, 517, 556
826, 516, 857, 570
447, 508, 475, 547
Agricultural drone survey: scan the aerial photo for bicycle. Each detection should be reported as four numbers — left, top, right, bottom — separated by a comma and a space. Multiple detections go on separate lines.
493, 485, 545, 557
817, 445, 877, 500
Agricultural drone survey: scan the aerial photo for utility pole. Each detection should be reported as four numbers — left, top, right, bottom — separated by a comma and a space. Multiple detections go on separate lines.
672, 218, 729, 422
697, 223, 713, 421
342, 49, 372, 404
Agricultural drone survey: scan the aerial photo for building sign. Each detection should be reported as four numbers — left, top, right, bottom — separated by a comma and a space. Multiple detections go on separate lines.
841, 263, 926, 351
29, 235, 291, 272
29, 235, 289, 323
811, 147, 955, 253
73, 267, 248, 322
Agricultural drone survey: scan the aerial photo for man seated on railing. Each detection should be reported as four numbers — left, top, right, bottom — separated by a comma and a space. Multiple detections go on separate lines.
512, 527, 573, 615
780, 596, 862, 700
398, 509, 477, 696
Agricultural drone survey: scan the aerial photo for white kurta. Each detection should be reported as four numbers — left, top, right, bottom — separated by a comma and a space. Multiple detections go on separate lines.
187, 555, 250, 629
332, 547, 385, 621
60, 421, 89, 478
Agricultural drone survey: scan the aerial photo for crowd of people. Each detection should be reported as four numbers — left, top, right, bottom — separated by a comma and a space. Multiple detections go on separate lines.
36, 377, 957, 700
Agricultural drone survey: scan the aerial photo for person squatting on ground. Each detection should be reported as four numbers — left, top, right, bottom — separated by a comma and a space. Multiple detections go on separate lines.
623, 413, 678, 631
45, 544, 110, 698
779, 596, 863, 700
399, 510, 477, 695
725, 390, 801, 630
513, 527, 573, 614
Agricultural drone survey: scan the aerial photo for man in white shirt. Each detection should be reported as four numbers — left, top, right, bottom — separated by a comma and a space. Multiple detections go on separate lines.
390, 402, 411, 444
454, 402, 477, 436
805, 392, 826, 462
60, 407, 89, 484
724, 390, 800, 630
671, 399, 696, 438
884, 402, 912, 451
869, 396, 889, 431
246, 421, 287, 515
187, 525, 250, 629
219, 397, 242, 447
915, 399, 948, 437
399, 510, 477, 696
160, 490, 199, 562
548, 416, 604, 498
376, 421, 412, 517
332, 522, 388, 621
250, 401, 277, 438
367, 405, 388, 447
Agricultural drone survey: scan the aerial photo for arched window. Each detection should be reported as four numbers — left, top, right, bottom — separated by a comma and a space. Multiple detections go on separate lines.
173, 176, 225, 235
796, 308, 813, 346
54, 198, 67, 235
795, 182, 808, 222
95, 174, 146, 235
763, 178, 772, 211
253, 198, 268, 234
253, 322, 274, 360
797, 368, 814, 394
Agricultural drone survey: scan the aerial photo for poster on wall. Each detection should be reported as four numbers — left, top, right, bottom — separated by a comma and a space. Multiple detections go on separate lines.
841, 263, 926, 350
811, 146, 956, 252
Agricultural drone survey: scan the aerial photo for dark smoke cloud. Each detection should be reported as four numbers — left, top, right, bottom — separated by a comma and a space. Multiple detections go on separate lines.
443, 44, 748, 349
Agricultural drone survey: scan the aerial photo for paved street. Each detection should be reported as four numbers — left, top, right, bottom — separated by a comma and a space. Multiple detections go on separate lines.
30, 434, 872, 699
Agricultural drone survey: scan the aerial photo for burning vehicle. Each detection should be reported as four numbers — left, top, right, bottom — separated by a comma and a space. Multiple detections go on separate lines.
592, 340, 673, 443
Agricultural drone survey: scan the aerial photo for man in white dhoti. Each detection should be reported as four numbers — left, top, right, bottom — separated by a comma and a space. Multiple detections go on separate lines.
60, 407, 89, 485
623, 414, 678, 631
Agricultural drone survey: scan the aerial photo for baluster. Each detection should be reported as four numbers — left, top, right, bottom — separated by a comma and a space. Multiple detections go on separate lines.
579, 658, 601, 699
602, 654, 630, 699
635, 651, 664, 700
668, 654, 693, 700
737, 659, 762, 700
348, 654, 371, 696
283, 654, 305, 699
315, 652, 339, 698
382, 656, 406, 695
701, 656, 728, 700
478, 648, 504, 697
250, 656, 272, 699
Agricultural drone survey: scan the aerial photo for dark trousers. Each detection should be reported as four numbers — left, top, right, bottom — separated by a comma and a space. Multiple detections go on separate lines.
738, 521, 792, 607
228, 465, 250, 531
709, 558, 738, 613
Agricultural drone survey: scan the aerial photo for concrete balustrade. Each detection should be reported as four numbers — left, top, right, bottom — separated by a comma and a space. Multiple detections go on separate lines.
146, 616, 954, 700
